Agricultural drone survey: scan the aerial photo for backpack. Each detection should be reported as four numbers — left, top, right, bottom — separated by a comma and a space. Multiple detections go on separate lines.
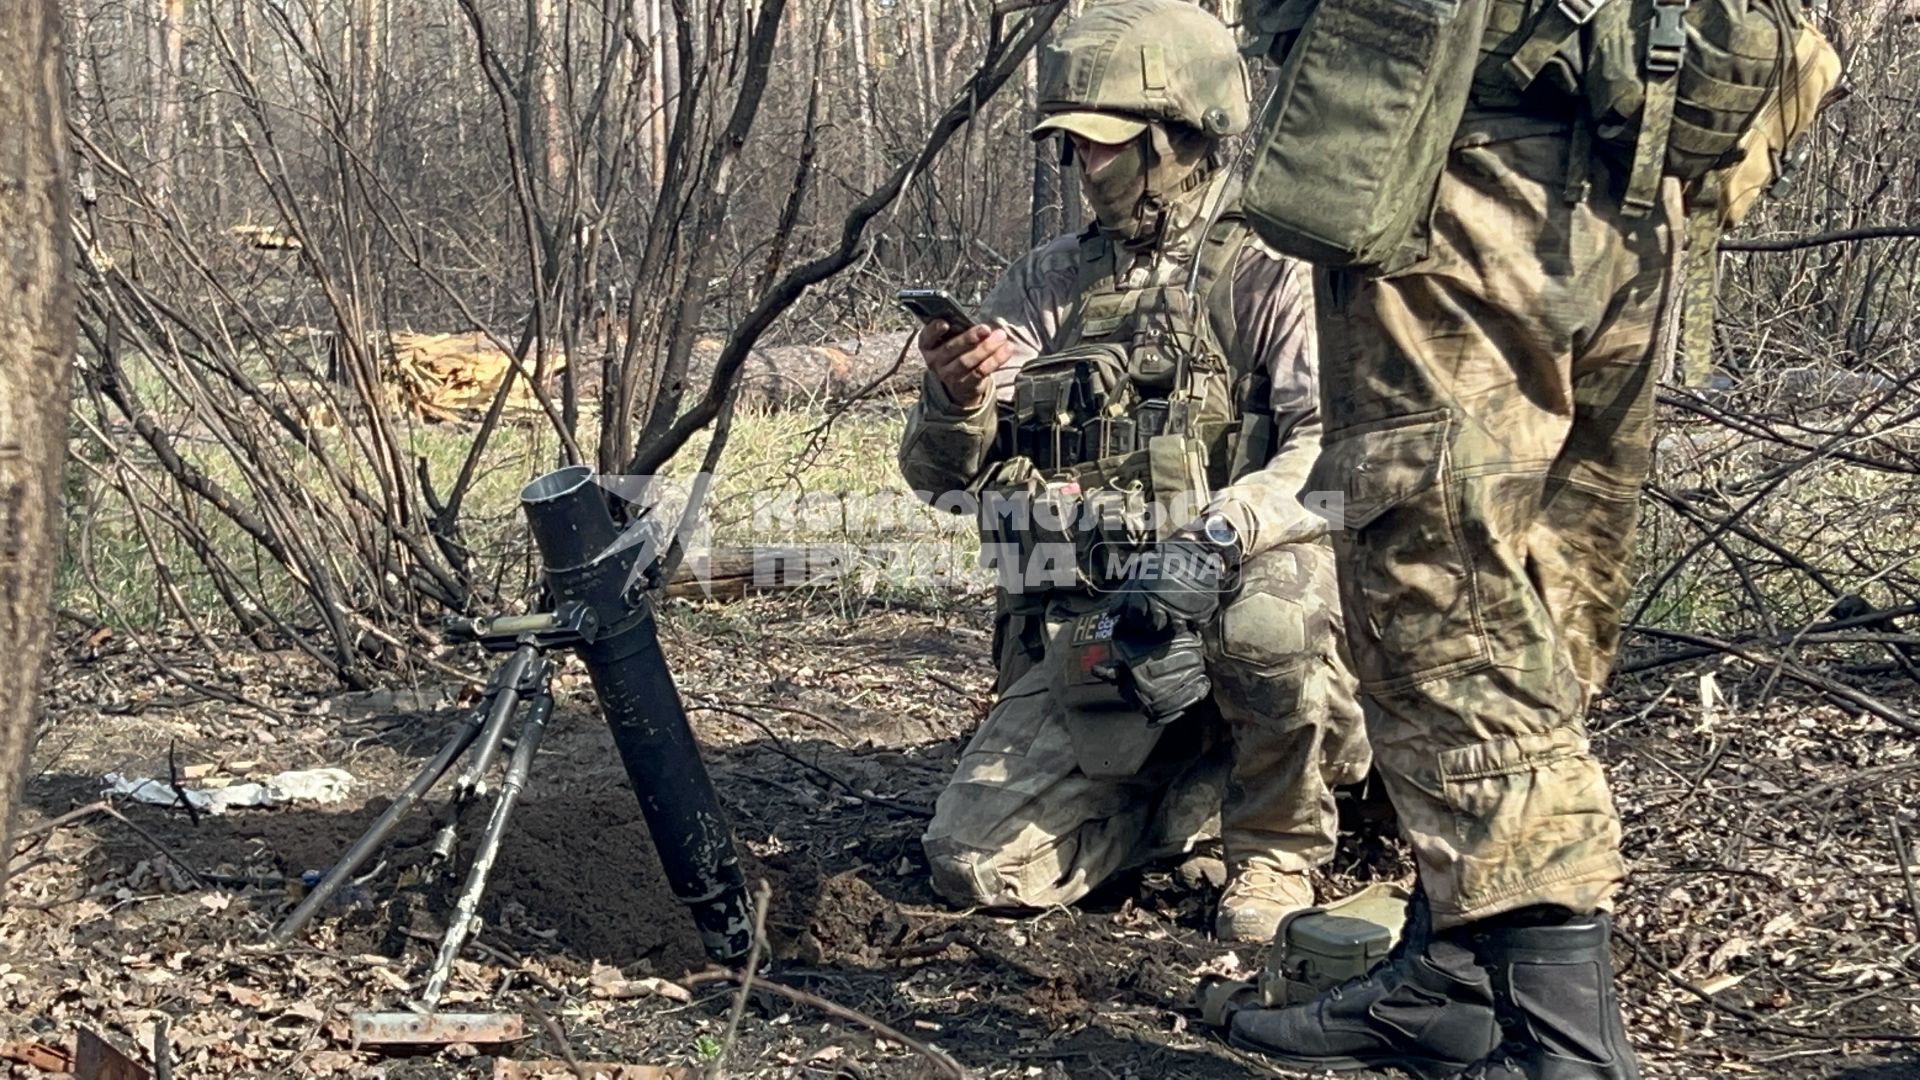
1503, 0, 1843, 381
1242, 0, 1843, 311
1241, 0, 1493, 275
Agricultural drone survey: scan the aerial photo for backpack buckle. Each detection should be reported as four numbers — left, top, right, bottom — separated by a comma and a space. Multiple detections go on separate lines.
1555, 0, 1607, 25
1647, 0, 1689, 74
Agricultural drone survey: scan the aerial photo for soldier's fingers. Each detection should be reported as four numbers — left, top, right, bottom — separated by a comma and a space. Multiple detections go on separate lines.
924, 323, 985, 368
973, 337, 1015, 378
917, 319, 957, 355
937, 328, 1008, 375
932, 357, 985, 397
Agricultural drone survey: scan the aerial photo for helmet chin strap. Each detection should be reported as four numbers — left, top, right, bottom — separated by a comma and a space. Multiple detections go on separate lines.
1118, 123, 1213, 247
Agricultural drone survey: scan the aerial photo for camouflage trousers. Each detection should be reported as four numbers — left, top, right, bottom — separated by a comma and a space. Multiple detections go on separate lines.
1310, 130, 1683, 929
922, 542, 1369, 909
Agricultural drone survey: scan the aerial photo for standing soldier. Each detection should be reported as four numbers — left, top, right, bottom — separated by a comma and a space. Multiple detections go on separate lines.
1223, 0, 1835, 1065
898, 0, 1369, 943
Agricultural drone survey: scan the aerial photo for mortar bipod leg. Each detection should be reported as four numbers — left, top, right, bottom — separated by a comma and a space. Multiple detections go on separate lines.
428, 644, 540, 865
268, 690, 499, 946
419, 681, 555, 1008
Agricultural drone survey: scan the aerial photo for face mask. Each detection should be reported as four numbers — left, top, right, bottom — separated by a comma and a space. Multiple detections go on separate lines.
1079, 123, 1212, 243
1083, 141, 1151, 238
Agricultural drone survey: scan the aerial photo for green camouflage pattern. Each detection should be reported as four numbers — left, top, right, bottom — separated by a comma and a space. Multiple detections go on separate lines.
1310, 132, 1684, 929
902, 166, 1367, 914
922, 542, 1370, 908
900, 172, 1331, 564
1240, 0, 1491, 272
1037, 0, 1252, 137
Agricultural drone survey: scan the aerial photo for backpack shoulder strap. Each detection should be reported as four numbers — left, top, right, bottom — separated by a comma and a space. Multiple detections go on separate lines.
1177, 173, 1255, 364
1192, 208, 1256, 372
1056, 223, 1118, 350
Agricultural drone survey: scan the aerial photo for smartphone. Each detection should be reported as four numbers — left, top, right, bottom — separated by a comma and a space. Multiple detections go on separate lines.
896, 288, 977, 333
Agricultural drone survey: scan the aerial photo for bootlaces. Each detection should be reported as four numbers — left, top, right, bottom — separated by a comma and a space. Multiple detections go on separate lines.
1228, 863, 1306, 889
1458, 991, 1527, 1077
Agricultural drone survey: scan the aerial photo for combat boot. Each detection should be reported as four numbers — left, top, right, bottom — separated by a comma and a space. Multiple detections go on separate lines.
1229, 887, 1500, 1079
1214, 860, 1314, 942
1456, 910, 1640, 1080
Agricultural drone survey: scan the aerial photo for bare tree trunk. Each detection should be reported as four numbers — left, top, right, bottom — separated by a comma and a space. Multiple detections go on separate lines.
69, 0, 93, 129
1028, 26, 1061, 247
226, 0, 253, 222
917, 0, 940, 95
647, 0, 666, 188
536, 0, 567, 200
0, 0, 75, 888
845, 0, 875, 190
232, 0, 251, 71
660, 0, 679, 159
148, 0, 185, 201
352, 0, 385, 147
905, 0, 932, 129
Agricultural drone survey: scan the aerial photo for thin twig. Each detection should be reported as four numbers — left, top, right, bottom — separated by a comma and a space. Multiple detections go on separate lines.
683, 970, 969, 1079
1890, 814, 1920, 939
704, 695, 854, 740
1619, 929, 1920, 1044
464, 937, 566, 998
166, 741, 202, 828
688, 702, 933, 818
8, 800, 112, 847
531, 1005, 588, 1080
153, 1016, 172, 1080
1618, 597, 1920, 678
707, 878, 773, 1080
1625, 625, 1920, 738
1720, 224, 1920, 252
101, 805, 207, 890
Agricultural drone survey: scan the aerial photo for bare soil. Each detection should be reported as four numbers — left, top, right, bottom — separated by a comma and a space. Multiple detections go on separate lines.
3, 598, 1917, 1078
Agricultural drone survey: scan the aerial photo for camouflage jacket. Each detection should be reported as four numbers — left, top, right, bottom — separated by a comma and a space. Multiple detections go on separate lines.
898, 173, 1326, 560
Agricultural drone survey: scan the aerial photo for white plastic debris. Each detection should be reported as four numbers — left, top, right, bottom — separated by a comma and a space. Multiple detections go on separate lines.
103, 768, 358, 815
268, 768, 357, 803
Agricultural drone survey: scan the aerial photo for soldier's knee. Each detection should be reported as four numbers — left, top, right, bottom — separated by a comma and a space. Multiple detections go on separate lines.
1207, 547, 1338, 683
922, 834, 1029, 909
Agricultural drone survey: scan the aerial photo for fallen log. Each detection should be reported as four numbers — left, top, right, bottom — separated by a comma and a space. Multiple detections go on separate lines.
686, 331, 918, 410
663, 546, 851, 601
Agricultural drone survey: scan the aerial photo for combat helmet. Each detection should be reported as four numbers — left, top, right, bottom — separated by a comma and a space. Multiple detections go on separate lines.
1033, 0, 1251, 146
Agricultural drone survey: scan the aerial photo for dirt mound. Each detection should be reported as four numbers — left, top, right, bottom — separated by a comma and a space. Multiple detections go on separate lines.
780, 869, 907, 967
478, 793, 710, 977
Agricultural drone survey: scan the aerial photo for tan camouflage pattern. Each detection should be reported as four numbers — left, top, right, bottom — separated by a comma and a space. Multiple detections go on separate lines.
904, 170, 1367, 910
900, 172, 1331, 562
1310, 130, 1684, 929
923, 542, 1370, 908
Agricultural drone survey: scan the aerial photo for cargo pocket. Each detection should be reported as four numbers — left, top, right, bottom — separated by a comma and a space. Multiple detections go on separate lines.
958, 670, 1054, 761
1436, 727, 1616, 907
1314, 411, 1490, 689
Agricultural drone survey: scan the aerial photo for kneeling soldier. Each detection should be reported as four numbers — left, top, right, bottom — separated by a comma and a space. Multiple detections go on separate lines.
898, 0, 1368, 942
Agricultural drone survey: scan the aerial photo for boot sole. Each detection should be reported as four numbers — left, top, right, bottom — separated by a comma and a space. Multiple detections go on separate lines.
1224, 1031, 1471, 1080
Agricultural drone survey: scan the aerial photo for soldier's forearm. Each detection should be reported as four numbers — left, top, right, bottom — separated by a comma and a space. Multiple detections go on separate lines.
897, 388, 1000, 502
1207, 437, 1330, 557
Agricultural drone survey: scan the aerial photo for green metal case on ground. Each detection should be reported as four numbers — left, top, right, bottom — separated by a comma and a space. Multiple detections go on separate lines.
1198, 882, 1412, 1026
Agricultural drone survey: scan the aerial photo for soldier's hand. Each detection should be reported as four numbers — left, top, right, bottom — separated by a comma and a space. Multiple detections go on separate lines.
920, 320, 1012, 408
1108, 623, 1211, 726
1113, 534, 1230, 636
